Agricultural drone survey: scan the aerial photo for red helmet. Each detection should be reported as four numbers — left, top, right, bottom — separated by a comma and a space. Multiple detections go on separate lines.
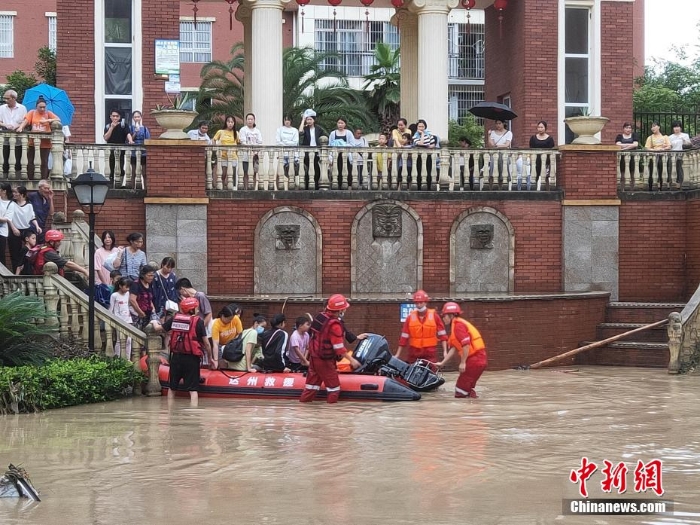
45, 230, 64, 242
441, 302, 462, 315
179, 297, 198, 313
413, 290, 430, 302
326, 293, 350, 311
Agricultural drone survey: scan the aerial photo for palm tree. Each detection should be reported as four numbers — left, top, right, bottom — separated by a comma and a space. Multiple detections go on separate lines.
196, 44, 373, 133
363, 42, 401, 133
195, 43, 245, 129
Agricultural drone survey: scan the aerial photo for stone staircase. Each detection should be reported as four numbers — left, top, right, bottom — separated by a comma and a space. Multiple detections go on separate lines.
574, 302, 685, 368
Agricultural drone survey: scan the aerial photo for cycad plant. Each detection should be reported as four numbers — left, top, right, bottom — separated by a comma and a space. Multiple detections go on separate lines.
363, 42, 401, 133
0, 292, 53, 367
195, 43, 246, 130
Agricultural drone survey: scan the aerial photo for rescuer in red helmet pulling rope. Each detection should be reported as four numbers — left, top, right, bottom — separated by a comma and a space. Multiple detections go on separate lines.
300, 294, 361, 404
395, 290, 448, 364
436, 302, 487, 398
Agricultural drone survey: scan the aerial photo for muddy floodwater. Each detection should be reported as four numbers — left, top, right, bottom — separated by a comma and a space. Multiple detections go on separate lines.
1, 367, 699, 525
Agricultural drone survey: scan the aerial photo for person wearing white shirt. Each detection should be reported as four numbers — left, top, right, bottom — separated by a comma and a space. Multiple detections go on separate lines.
187, 121, 212, 145
238, 113, 263, 190
109, 277, 134, 360
275, 116, 300, 186
352, 128, 369, 189
0, 90, 27, 175
669, 121, 691, 186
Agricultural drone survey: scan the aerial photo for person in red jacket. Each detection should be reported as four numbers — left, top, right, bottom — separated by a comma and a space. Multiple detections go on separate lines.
395, 290, 448, 364
163, 297, 211, 405
436, 302, 488, 398
300, 294, 361, 404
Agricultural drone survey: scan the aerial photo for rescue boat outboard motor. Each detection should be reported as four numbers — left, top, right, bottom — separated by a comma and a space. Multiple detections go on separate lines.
353, 334, 444, 392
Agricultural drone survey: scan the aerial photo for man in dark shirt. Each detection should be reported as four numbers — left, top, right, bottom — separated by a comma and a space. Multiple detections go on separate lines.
103, 109, 128, 180
27, 179, 54, 243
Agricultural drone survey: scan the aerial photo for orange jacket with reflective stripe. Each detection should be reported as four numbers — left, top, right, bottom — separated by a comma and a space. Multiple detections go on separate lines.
448, 317, 485, 357
407, 310, 439, 348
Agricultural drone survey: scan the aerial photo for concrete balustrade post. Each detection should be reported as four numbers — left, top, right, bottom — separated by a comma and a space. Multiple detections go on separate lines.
42, 262, 60, 334
50, 121, 66, 189
146, 334, 164, 396
70, 209, 87, 267
318, 136, 330, 190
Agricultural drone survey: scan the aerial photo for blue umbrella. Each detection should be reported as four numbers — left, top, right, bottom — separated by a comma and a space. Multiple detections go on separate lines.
22, 84, 75, 126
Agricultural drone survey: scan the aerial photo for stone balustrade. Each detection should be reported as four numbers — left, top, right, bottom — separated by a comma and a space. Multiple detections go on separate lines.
0, 126, 66, 188
667, 282, 700, 374
618, 150, 700, 191
65, 143, 147, 189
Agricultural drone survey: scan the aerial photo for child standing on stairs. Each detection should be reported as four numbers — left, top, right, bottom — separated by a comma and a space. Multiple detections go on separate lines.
110, 277, 133, 360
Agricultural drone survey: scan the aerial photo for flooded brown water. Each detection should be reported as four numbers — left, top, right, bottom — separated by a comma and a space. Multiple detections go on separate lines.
1, 367, 699, 525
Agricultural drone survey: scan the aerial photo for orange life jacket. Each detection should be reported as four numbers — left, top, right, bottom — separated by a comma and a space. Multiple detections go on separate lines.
33, 245, 64, 276
169, 313, 203, 357
448, 317, 485, 357
407, 309, 439, 348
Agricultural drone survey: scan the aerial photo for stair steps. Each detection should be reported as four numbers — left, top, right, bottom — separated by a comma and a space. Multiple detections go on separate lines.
573, 302, 684, 368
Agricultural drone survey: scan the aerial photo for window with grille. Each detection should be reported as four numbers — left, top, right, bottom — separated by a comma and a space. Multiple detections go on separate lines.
48, 16, 57, 52
448, 23, 485, 80
0, 14, 14, 58
314, 20, 399, 77
449, 85, 485, 123
180, 21, 212, 63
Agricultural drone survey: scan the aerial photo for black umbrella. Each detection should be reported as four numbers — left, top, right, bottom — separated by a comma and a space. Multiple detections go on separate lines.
469, 102, 517, 121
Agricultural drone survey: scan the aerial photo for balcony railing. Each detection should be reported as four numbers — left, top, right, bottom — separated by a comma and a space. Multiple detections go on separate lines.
617, 150, 700, 191
66, 144, 147, 189
204, 145, 560, 192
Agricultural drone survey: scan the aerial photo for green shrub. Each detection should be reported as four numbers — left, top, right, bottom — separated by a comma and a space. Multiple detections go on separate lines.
0, 292, 53, 367
0, 357, 145, 414
444, 117, 485, 148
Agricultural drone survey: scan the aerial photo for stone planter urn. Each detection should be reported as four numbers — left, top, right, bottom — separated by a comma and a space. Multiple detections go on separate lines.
150, 110, 197, 139
564, 116, 610, 145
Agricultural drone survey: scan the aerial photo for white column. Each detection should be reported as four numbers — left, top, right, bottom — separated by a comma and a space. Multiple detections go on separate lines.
395, 9, 418, 125
236, 5, 253, 116
412, 0, 457, 141
249, 0, 289, 144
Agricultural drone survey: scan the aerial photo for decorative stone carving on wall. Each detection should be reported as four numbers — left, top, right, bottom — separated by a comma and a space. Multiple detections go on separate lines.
254, 207, 322, 295
451, 207, 514, 294
275, 224, 300, 250
372, 204, 402, 238
470, 224, 494, 249
351, 200, 423, 295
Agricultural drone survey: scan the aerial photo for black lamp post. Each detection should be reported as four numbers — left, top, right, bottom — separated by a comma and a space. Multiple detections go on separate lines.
70, 166, 110, 351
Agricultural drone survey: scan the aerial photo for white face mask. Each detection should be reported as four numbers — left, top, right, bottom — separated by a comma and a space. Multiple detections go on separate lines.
417, 306, 427, 313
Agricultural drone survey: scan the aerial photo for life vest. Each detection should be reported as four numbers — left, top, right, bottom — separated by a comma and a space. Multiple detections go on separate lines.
169, 313, 203, 357
33, 245, 64, 276
407, 309, 439, 348
309, 311, 343, 360
448, 317, 485, 357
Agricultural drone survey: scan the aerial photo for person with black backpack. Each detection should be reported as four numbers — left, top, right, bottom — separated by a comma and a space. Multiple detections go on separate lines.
258, 314, 290, 372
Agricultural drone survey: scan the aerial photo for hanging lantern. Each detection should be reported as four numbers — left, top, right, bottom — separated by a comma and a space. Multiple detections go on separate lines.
225, 0, 237, 31
461, 0, 475, 34
493, 0, 507, 39
191, 0, 200, 30
360, 0, 373, 34
391, 0, 404, 8
328, 0, 342, 31
297, 0, 310, 33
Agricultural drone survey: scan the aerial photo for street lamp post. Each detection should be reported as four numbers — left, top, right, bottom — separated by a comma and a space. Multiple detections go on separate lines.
70, 167, 110, 351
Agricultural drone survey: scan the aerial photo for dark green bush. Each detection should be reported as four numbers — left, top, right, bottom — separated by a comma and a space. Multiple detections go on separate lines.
0, 357, 145, 414
0, 292, 53, 367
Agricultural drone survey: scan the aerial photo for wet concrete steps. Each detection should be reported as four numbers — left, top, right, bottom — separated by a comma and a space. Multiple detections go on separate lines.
574, 302, 684, 368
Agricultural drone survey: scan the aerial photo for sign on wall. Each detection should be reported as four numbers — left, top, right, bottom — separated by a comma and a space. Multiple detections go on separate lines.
400, 303, 416, 322
155, 39, 180, 76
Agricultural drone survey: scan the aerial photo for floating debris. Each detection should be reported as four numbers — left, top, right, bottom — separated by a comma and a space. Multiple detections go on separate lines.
0, 465, 40, 501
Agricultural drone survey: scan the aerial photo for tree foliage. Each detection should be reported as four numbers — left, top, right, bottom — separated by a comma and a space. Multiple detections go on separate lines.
6, 71, 38, 105
35, 46, 57, 86
0, 292, 53, 367
634, 49, 700, 114
196, 43, 246, 130
445, 117, 485, 147
362, 42, 401, 133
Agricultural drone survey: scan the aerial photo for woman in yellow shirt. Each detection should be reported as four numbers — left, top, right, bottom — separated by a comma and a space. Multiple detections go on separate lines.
213, 115, 239, 187
644, 121, 671, 191
211, 304, 243, 369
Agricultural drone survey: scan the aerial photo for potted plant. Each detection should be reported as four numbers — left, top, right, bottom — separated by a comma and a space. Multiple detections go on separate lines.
150, 92, 198, 139
564, 108, 609, 145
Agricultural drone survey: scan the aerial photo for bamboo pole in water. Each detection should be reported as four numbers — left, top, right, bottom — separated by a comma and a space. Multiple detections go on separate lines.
529, 319, 668, 369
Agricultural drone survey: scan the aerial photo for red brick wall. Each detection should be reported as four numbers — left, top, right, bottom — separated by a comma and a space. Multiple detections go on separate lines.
209, 295, 608, 371
56, 0, 95, 143
618, 200, 688, 302
144, 140, 208, 198
206, 198, 562, 296
686, 199, 700, 296
0, 1, 57, 85
557, 148, 619, 200
601, 1, 635, 144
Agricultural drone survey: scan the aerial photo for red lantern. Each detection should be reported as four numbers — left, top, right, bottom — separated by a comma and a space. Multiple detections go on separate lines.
296, 0, 310, 33
224, 0, 237, 31
296, 0, 310, 4
461, 0, 475, 8
391, 0, 404, 8
494, 0, 507, 10
328, 0, 342, 5
360, 0, 373, 4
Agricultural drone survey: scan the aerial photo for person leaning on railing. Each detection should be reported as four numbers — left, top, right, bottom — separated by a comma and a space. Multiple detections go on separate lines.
15, 96, 60, 180
0, 89, 27, 175
644, 121, 671, 191
615, 122, 640, 179
668, 121, 691, 186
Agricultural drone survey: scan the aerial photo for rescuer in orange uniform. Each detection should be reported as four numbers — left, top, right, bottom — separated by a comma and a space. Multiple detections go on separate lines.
300, 294, 361, 404
395, 290, 448, 364
436, 302, 487, 398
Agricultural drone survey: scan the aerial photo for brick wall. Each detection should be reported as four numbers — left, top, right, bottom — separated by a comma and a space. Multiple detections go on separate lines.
56, 0, 95, 143
144, 140, 208, 198
686, 198, 700, 297
206, 197, 563, 296
208, 295, 608, 371
557, 148, 619, 200
618, 200, 688, 302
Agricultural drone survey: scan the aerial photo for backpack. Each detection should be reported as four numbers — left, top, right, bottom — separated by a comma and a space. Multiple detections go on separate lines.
222, 332, 245, 362
31, 246, 56, 275
22, 246, 41, 275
